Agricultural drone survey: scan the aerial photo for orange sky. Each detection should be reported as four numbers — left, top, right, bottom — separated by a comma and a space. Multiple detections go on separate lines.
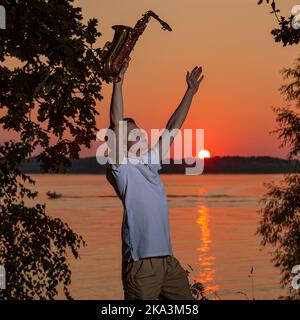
1, 1, 298, 158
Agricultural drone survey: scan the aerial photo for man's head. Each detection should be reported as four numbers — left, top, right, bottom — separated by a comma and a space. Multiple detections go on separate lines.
123, 117, 148, 157
106, 118, 148, 159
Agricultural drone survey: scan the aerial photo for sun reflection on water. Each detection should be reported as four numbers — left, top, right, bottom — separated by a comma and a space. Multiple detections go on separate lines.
196, 204, 220, 294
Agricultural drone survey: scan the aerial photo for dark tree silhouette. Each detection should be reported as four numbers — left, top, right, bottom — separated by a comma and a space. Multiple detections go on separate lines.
258, 0, 300, 46
257, 1, 300, 300
0, 0, 104, 299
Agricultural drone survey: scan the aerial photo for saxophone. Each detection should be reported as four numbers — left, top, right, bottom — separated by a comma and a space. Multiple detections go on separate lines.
101, 10, 172, 83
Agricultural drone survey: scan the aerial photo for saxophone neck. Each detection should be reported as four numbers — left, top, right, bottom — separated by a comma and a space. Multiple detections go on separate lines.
132, 10, 172, 37
145, 10, 172, 31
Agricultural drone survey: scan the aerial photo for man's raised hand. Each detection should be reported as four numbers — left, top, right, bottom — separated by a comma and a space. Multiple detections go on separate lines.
118, 57, 131, 81
186, 66, 204, 95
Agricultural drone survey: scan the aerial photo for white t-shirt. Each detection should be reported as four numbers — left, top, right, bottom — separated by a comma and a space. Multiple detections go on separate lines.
106, 147, 173, 262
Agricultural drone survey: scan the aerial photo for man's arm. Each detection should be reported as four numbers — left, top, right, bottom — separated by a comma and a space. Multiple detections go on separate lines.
110, 80, 124, 127
109, 57, 130, 164
155, 66, 204, 161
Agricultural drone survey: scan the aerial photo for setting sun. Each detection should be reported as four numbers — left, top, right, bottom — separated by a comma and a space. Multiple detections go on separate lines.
198, 149, 211, 159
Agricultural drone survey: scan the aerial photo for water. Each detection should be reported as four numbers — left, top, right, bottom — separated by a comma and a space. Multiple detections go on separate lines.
27, 174, 286, 300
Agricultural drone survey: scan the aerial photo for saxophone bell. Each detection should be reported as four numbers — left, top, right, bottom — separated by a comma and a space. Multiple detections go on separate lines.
100, 11, 172, 83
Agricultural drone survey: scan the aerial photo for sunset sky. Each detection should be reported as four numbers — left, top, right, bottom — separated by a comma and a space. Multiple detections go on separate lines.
2, 1, 298, 158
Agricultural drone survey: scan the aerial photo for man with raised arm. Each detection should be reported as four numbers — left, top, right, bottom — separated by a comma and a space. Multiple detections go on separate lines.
106, 57, 204, 300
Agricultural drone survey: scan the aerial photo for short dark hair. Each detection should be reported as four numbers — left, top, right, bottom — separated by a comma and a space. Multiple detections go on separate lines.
107, 117, 136, 131
123, 117, 136, 125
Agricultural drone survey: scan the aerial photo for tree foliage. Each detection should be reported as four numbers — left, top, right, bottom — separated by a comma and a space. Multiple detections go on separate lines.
256, 56, 300, 298
0, 0, 103, 172
257, 0, 300, 46
0, 0, 104, 299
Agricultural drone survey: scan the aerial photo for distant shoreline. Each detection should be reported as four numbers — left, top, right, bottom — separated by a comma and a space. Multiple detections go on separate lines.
20, 156, 299, 174
26, 172, 288, 175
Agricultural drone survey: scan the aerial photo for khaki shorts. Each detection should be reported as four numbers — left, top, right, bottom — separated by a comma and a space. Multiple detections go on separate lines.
121, 255, 194, 300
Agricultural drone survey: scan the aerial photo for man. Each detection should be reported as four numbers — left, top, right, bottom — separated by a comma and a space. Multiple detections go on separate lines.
106, 57, 204, 300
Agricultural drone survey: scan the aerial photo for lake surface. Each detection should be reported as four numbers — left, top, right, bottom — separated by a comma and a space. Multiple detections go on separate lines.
28, 174, 287, 300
